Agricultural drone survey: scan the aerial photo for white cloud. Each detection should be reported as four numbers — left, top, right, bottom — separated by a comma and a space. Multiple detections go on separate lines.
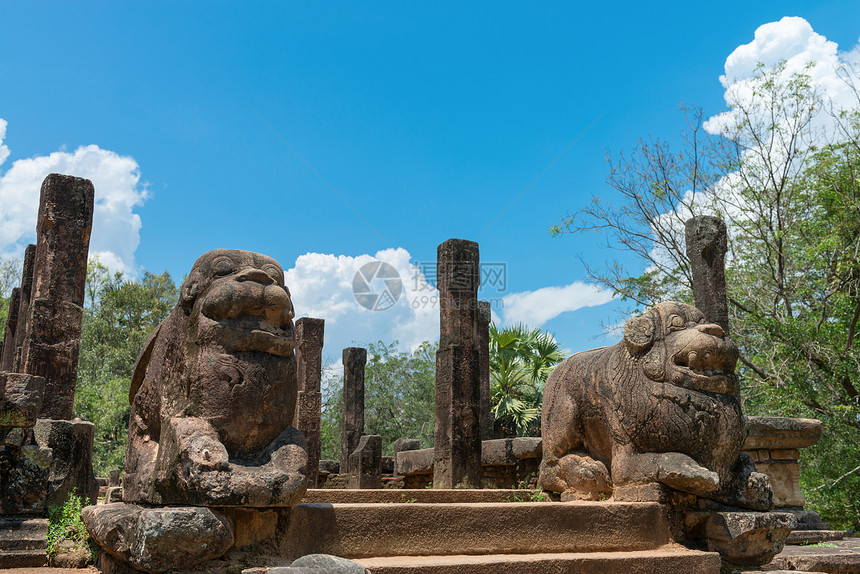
705, 17, 860, 145
285, 248, 439, 356
0, 119, 147, 275
498, 282, 613, 327
286, 247, 613, 359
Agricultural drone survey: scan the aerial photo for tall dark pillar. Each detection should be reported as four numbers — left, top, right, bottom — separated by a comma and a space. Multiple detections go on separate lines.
434, 238, 482, 489
295, 317, 325, 486
685, 216, 729, 334
341, 347, 366, 474
21, 174, 94, 420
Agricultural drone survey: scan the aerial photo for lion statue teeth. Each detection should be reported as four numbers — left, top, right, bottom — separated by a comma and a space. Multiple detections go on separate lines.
539, 301, 772, 510
122, 249, 308, 507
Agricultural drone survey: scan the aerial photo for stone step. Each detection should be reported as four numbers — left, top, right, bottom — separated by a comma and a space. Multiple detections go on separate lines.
786, 529, 844, 545
0, 549, 48, 569
353, 548, 722, 574
301, 488, 549, 504
0, 517, 48, 538
0, 518, 48, 553
282, 501, 672, 559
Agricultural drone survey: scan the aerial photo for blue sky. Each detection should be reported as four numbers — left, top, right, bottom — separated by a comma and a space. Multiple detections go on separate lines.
2, 2, 860, 362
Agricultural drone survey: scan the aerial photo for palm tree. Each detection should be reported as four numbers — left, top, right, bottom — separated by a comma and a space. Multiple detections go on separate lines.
489, 323, 566, 437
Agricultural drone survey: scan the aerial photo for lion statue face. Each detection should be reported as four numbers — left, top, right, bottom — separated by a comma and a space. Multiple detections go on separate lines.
181, 249, 295, 357
624, 301, 740, 397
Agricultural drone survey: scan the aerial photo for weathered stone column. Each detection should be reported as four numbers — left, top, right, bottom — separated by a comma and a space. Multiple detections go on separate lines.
0, 287, 21, 371
12, 244, 36, 372
685, 215, 729, 334
295, 317, 324, 486
477, 300, 492, 441
434, 238, 482, 489
341, 347, 366, 474
348, 434, 382, 489
20, 175, 94, 420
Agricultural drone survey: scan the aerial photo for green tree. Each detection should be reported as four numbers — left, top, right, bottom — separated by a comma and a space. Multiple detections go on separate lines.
0, 256, 23, 336
320, 340, 437, 460
75, 259, 178, 474
552, 61, 860, 529
489, 323, 566, 437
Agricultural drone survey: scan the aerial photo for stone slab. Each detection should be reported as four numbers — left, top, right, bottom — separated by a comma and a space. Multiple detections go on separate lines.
353, 548, 721, 574
281, 501, 671, 559
767, 538, 860, 573
744, 417, 823, 450
300, 489, 549, 504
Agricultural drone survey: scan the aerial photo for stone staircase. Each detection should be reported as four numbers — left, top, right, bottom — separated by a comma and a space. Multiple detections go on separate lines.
277, 498, 721, 573
0, 517, 48, 569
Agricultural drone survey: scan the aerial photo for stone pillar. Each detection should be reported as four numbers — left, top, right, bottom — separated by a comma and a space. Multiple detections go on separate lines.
295, 317, 324, 486
0, 287, 20, 371
341, 347, 366, 474
21, 175, 95, 420
685, 216, 729, 334
348, 434, 382, 489
477, 300, 492, 441
12, 244, 36, 373
434, 238, 482, 489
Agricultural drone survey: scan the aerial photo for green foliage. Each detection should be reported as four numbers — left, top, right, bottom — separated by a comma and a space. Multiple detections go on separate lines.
75, 258, 178, 475
489, 323, 565, 437
0, 256, 23, 340
554, 61, 860, 529
320, 340, 437, 460
46, 489, 95, 562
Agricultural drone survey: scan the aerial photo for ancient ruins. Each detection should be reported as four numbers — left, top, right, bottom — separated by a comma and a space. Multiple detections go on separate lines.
2, 177, 858, 573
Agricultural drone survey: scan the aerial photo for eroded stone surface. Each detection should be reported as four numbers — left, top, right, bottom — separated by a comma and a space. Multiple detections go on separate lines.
0, 428, 52, 515
539, 301, 772, 511
82, 503, 234, 573
34, 419, 99, 506
21, 174, 94, 420
295, 318, 324, 487
123, 249, 308, 506
0, 373, 45, 427
434, 238, 482, 489
348, 434, 382, 489
744, 416, 823, 450
341, 347, 366, 475
686, 510, 796, 568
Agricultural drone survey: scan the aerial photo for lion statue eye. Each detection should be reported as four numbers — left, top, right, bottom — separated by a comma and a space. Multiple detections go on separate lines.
262, 264, 284, 285
213, 257, 235, 277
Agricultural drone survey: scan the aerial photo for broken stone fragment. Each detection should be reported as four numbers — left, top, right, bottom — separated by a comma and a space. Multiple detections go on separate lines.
82, 503, 234, 574
242, 554, 369, 574
686, 510, 796, 568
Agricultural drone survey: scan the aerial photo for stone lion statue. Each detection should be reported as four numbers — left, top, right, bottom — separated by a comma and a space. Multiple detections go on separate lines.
539, 301, 771, 510
123, 249, 308, 506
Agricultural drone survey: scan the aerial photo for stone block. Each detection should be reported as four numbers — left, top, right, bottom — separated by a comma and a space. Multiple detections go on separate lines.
395, 448, 434, 476
83, 503, 234, 573
771, 448, 800, 460
0, 436, 52, 515
33, 419, 99, 507
348, 434, 382, 489
753, 460, 804, 508
393, 438, 420, 454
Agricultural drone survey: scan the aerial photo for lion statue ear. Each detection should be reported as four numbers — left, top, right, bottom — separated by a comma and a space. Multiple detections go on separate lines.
180, 280, 199, 315
624, 310, 657, 353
